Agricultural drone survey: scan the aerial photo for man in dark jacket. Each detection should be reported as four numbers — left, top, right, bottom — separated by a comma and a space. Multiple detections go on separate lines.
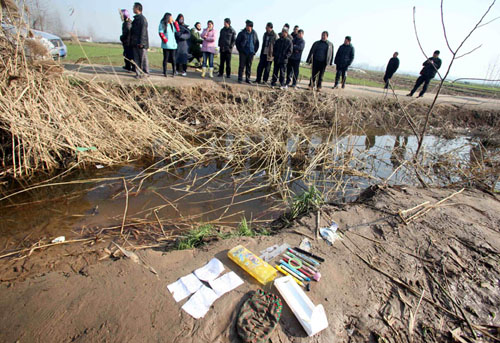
271, 28, 293, 88
255, 22, 277, 84
130, 2, 149, 78
236, 20, 260, 83
334, 36, 355, 88
306, 31, 334, 90
218, 18, 236, 78
189, 22, 203, 66
291, 25, 299, 39
383, 52, 400, 89
407, 50, 442, 98
286, 29, 305, 87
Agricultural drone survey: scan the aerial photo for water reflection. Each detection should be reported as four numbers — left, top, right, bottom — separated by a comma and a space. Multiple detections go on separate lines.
0, 133, 496, 247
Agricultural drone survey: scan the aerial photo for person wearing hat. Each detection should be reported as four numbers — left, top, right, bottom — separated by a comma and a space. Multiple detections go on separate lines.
235, 20, 260, 83
407, 50, 442, 98
189, 22, 203, 66
270, 27, 293, 88
218, 18, 237, 78
306, 31, 334, 91
383, 52, 400, 89
255, 22, 277, 84
119, 9, 134, 72
333, 36, 355, 88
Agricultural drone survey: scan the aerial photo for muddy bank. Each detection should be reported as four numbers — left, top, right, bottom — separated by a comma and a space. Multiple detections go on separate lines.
1, 186, 499, 342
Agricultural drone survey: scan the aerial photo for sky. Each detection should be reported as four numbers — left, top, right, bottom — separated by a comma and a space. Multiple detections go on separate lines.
48, 0, 500, 80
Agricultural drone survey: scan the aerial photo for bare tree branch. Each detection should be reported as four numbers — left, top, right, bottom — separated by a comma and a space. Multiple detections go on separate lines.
414, 0, 497, 159
455, 44, 483, 59
477, 15, 500, 28
440, 0, 454, 53
412, 7, 429, 61
451, 77, 500, 83
452, 0, 496, 57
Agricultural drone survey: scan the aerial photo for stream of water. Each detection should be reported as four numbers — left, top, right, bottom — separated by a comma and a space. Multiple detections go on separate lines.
0, 133, 495, 248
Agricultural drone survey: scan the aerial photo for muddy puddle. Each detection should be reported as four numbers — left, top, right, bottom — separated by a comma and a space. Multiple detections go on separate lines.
0, 133, 496, 248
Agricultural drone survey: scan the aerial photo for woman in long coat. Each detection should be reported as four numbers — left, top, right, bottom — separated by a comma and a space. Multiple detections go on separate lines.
119, 9, 134, 71
175, 14, 191, 76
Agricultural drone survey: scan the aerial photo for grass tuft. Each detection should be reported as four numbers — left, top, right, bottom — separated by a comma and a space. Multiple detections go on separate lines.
177, 224, 214, 250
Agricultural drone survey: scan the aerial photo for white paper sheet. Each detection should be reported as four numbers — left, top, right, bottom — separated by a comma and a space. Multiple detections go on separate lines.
209, 272, 244, 297
181, 285, 219, 319
167, 273, 203, 302
193, 258, 225, 282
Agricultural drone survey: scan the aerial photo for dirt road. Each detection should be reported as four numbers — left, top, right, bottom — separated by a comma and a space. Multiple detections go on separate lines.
64, 64, 500, 111
1, 186, 499, 342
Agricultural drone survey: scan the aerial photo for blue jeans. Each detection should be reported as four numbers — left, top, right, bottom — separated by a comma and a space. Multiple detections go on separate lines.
202, 52, 214, 68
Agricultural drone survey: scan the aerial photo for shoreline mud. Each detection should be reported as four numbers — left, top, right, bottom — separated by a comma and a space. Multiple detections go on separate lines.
1, 185, 499, 342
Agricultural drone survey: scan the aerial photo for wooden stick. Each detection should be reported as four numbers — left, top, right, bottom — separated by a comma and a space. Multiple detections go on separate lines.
316, 210, 321, 240
120, 178, 129, 236
153, 209, 167, 238
0, 238, 96, 259
406, 189, 464, 223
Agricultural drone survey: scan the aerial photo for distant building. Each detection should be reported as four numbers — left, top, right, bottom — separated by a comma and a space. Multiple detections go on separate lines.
77, 36, 93, 42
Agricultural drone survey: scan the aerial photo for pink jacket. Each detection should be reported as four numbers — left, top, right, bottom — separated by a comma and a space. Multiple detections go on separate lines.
201, 28, 217, 54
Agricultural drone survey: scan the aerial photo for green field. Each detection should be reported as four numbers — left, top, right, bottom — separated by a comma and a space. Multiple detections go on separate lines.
65, 42, 500, 95
64, 41, 381, 87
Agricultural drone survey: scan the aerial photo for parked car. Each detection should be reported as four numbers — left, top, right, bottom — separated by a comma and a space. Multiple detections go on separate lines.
31, 29, 67, 60
1, 23, 67, 60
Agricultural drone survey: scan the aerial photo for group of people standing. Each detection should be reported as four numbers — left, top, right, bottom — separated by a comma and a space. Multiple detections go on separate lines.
120, 2, 442, 96
119, 2, 356, 89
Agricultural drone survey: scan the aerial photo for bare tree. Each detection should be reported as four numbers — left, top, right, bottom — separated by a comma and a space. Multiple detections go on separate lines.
389, 0, 498, 161
23, 0, 49, 30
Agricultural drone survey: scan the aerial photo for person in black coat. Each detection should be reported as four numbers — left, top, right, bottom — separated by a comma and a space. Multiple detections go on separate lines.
271, 28, 293, 88
235, 20, 260, 83
175, 14, 191, 76
255, 22, 277, 84
218, 18, 236, 78
286, 29, 305, 87
130, 2, 149, 78
383, 52, 400, 89
334, 36, 355, 88
120, 9, 134, 72
407, 50, 442, 98
306, 31, 334, 90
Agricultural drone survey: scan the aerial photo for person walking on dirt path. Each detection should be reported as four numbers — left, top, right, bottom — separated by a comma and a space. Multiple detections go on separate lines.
159, 12, 179, 77
306, 31, 334, 91
383, 52, 400, 90
201, 20, 217, 78
286, 29, 305, 88
174, 14, 191, 76
131, 2, 149, 79
255, 22, 277, 84
189, 22, 203, 67
120, 9, 134, 72
218, 18, 236, 78
333, 36, 355, 89
291, 25, 299, 39
236, 20, 259, 84
271, 28, 293, 89
407, 50, 442, 98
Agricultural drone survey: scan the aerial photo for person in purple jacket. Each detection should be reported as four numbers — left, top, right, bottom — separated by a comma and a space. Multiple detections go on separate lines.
201, 20, 217, 78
